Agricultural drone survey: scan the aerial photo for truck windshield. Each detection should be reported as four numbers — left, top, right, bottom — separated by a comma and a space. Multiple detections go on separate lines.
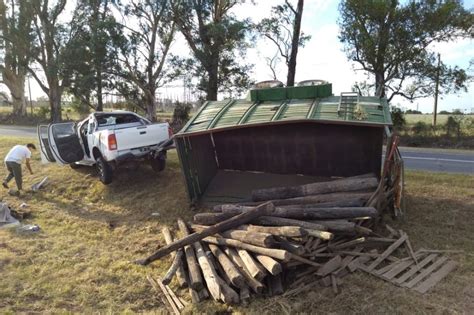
96, 114, 145, 127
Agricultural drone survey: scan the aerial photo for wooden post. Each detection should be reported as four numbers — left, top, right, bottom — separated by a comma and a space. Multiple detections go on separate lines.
177, 219, 204, 290
191, 224, 275, 247
137, 202, 275, 264
237, 249, 267, 280
161, 227, 187, 287
252, 176, 378, 201
204, 236, 291, 261
224, 247, 265, 294
208, 244, 246, 288
255, 254, 282, 275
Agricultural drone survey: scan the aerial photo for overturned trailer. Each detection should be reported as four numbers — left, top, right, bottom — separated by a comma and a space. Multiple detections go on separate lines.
174, 83, 399, 207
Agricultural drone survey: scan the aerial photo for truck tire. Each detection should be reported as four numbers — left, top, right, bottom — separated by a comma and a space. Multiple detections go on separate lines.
96, 156, 113, 184
151, 153, 166, 172
70, 163, 81, 169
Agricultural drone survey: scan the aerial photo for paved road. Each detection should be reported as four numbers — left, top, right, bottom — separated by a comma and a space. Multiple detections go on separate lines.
0, 125, 472, 174
397, 147, 473, 174
0, 125, 37, 138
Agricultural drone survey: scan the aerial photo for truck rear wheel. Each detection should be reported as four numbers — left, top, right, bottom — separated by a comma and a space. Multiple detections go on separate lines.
151, 152, 166, 172
96, 156, 113, 184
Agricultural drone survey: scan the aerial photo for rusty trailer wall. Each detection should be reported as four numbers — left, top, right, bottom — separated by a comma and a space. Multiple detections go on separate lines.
176, 122, 384, 203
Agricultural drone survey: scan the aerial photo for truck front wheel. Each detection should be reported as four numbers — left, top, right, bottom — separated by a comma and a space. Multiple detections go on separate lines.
96, 156, 113, 184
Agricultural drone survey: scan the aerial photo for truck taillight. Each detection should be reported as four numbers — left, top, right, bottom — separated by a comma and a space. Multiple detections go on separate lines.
108, 134, 117, 150
168, 126, 173, 139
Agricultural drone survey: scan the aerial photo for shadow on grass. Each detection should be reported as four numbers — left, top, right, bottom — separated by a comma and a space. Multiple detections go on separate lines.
31, 158, 191, 228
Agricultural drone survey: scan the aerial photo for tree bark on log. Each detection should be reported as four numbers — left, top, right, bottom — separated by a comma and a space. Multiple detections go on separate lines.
252, 216, 327, 231
224, 247, 265, 294
177, 220, 203, 290
138, 202, 274, 264
208, 244, 246, 288
237, 249, 267, 280
220, 192, 373, 208
191, 224, 275, 247
193, 241, 224, 303
161, 227, 187, 287
255, 254, 282, 275
161, 248, 184, 285
244, 225, 308, 237
195, 207, 377, 225
252, 176, 378, 201
204, 236, 291, 261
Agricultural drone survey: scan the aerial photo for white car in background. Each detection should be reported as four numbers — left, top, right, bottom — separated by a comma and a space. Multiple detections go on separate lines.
37, 111, 174, 184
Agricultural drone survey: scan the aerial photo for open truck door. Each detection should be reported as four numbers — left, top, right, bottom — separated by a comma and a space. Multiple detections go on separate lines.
45, 122, 85, 165
37, 125, 56, 163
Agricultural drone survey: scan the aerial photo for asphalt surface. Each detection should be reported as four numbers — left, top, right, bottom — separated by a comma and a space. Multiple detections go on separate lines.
0, 125, 472, 174
397, 147, 473, 174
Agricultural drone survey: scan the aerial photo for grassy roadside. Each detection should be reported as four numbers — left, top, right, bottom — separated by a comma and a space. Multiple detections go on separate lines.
0, 135, 473, 313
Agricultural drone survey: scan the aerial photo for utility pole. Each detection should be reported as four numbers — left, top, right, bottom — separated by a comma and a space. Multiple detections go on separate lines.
432, 53, 441, 127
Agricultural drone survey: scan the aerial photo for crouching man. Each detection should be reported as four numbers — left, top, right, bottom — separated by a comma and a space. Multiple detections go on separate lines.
3, 143, 36, 195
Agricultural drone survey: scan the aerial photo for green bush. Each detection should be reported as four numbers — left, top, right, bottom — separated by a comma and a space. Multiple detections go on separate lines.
411, 121, 430, 136
172, 102, 192, 125
36, 106, 50, 120
70, 98, 91, 115
390, 107, 406, 131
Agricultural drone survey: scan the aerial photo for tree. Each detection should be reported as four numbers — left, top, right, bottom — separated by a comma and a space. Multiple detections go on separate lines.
173, 0, 253, 100
339, 0, 473, 103
257, 0, 311, 86
0, 0, 33, 116
113, 0, 175, 121
29, 0, 74, 122
67, 0, 122, 112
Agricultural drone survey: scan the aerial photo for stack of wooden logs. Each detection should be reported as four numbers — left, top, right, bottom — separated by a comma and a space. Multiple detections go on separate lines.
139, 174, 403, 308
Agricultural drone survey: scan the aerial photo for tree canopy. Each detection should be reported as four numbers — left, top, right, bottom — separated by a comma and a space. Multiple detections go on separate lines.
257, 0, 311, 86
339, 0, 473, 103
173, 0, 253, 100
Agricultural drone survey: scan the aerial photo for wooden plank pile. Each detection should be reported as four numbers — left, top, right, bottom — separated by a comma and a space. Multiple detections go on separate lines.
138, 172, 456, 311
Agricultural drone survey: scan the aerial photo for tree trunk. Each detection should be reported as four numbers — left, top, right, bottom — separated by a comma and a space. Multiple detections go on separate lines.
96, 67, 103, 112
206, 58, 219, 101
375, 72, 386, 98
145, 91, 157, 121
286, 0, 304, 87
49, 85, 62, 123
3, 71, 27, 116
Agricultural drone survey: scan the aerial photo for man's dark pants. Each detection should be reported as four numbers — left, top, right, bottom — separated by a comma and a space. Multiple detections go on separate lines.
4, 161, 22, 190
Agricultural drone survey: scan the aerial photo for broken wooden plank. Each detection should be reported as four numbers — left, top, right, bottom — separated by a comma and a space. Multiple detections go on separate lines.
138, 202, 274, 264
404, 256, 449, 289
366, 233, 407, 271
413, 260, 457, 294
147, 275, 179, 315
394, 254, 438, 285
316, 255, 342, 276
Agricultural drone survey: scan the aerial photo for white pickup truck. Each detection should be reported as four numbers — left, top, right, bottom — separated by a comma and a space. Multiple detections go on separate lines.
37, 111, 174, 184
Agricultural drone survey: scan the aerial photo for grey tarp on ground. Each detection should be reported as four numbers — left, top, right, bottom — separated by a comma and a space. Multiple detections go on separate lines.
0, 202, 19, 227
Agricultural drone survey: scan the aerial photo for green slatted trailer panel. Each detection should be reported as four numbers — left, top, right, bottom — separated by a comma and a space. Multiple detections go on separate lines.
213, 99, 255, 128
277, 99, 313, 121
185, 100, 230, 132
241, 100, 284, 124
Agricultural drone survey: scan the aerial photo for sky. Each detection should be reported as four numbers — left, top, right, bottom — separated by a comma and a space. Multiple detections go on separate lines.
235, 0, 474, 114
2, 0, 473, 114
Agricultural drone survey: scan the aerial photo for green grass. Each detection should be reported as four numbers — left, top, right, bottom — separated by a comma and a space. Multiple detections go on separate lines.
405, 114, 450, 125
0, 135, 473, 313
